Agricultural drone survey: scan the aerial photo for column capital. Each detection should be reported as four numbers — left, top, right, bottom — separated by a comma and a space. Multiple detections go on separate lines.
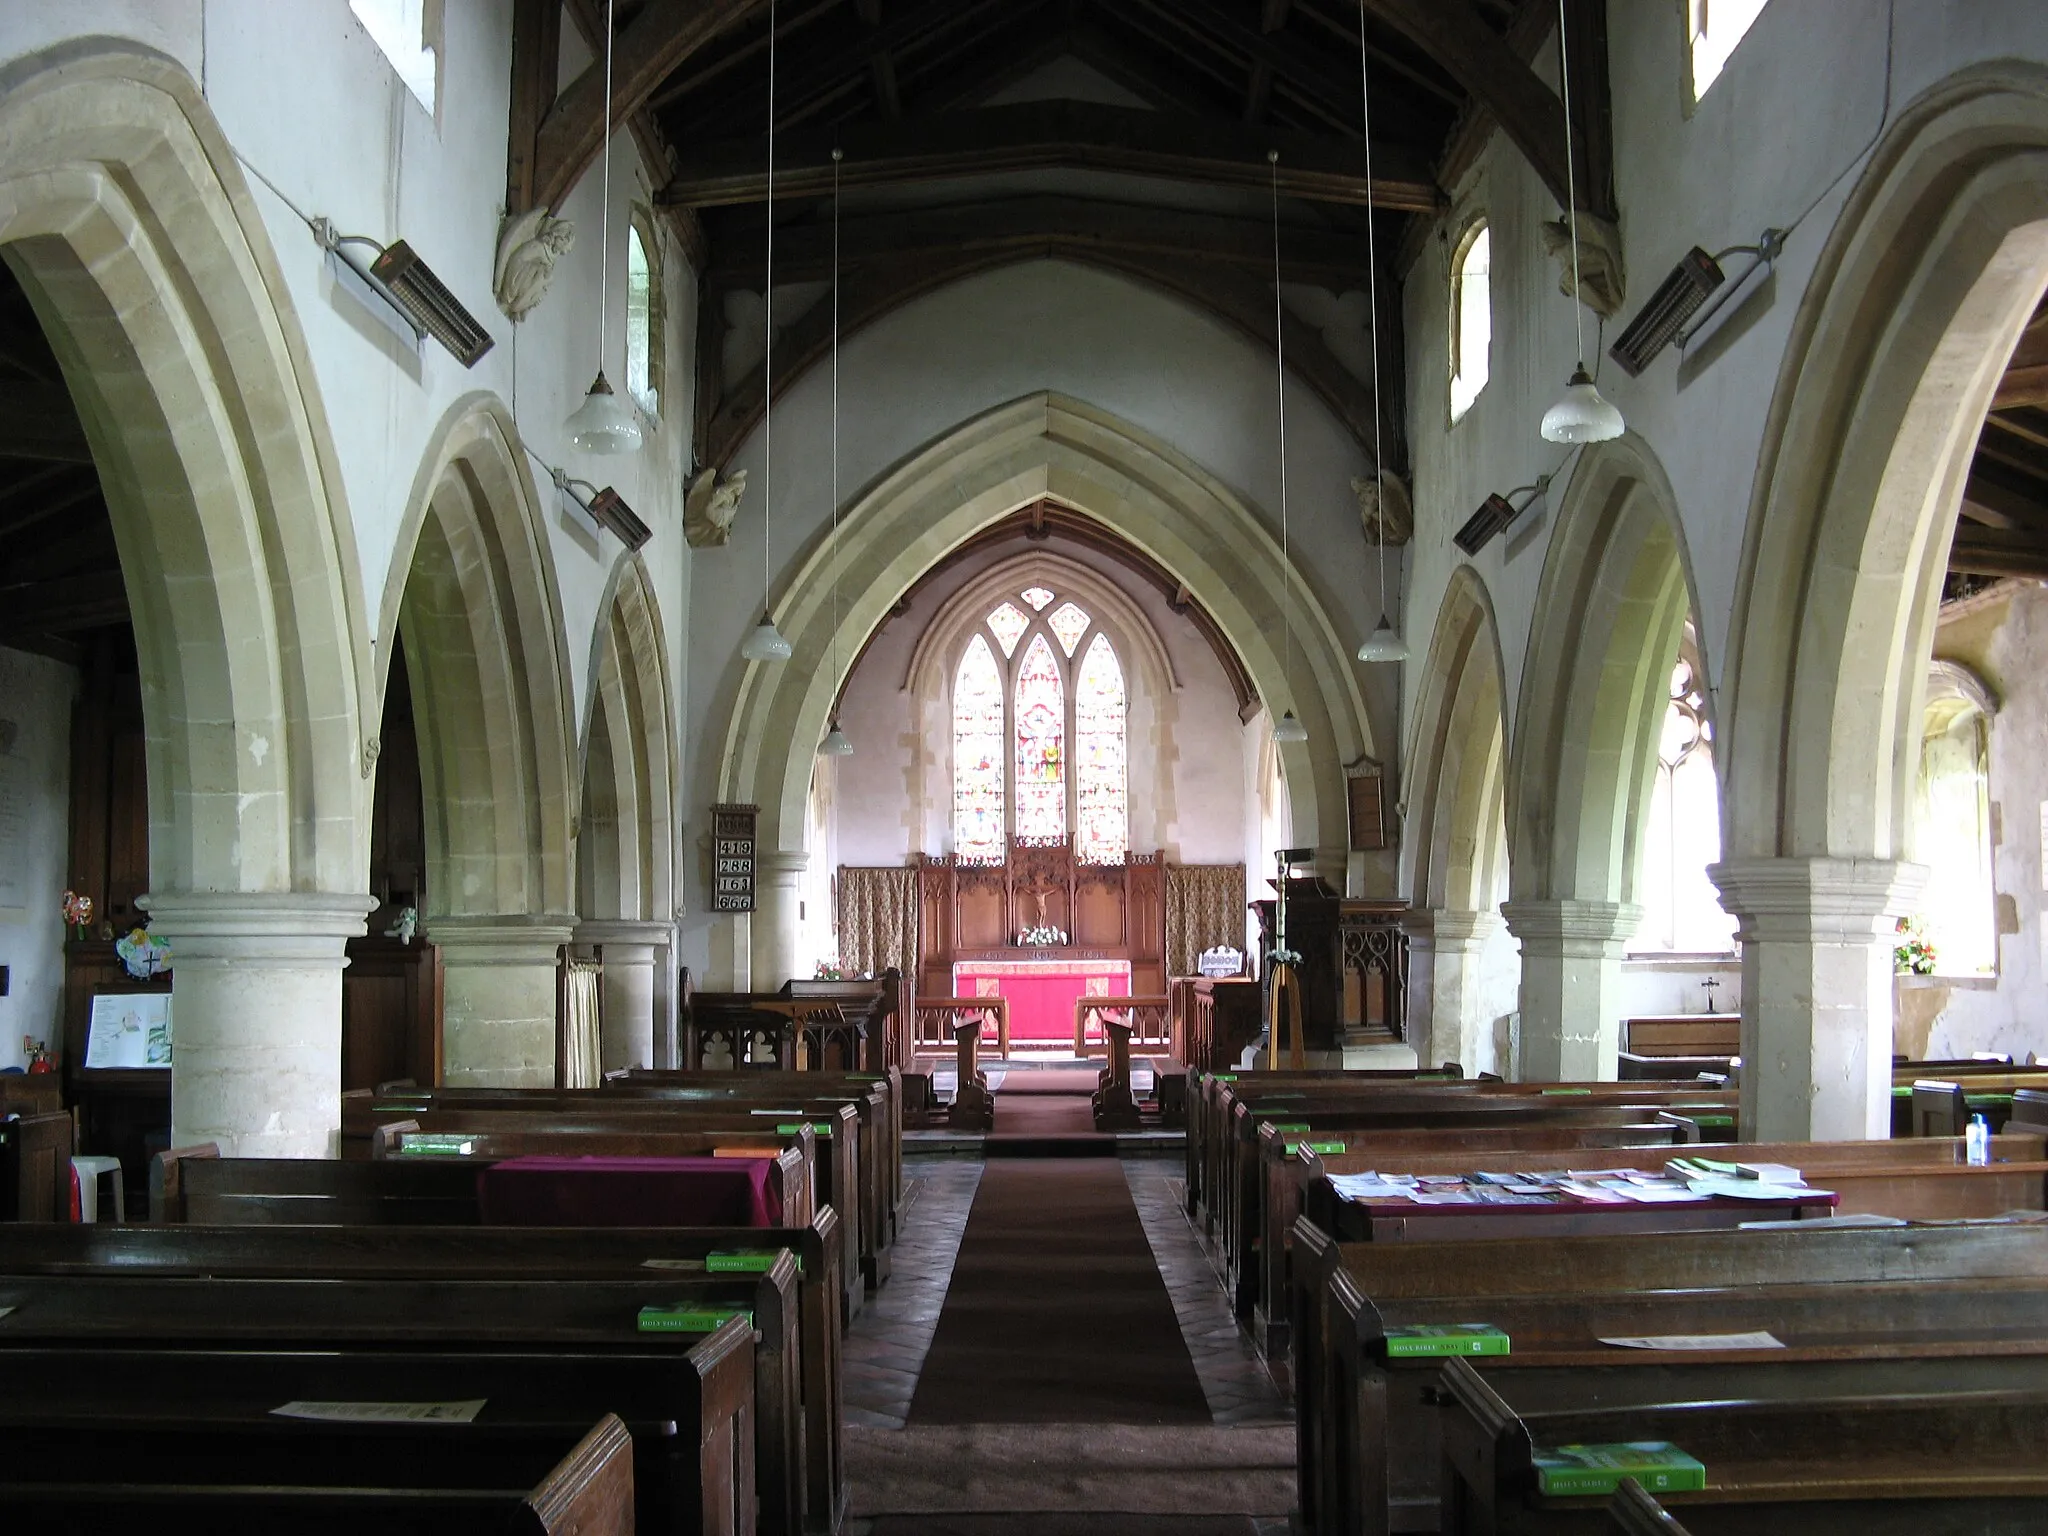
758, 851, 809, 878
573, 918, 678, 950
1426, 907, 1503, 946
1500, 898, 1644, 950
1709, 857, 1927, 943
427, 913, 578, 962
139, 890, 373, 962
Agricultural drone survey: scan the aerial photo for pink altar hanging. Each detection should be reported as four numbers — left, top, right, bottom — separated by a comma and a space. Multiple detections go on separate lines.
953, 956, 1132, 1048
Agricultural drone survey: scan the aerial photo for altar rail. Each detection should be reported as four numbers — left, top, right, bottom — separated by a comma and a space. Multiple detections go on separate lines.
913, 996, 1011, 1058
1073, 995, 1174, 1058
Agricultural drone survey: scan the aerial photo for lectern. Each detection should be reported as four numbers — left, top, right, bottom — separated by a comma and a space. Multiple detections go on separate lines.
1252, 873, 1344, 1062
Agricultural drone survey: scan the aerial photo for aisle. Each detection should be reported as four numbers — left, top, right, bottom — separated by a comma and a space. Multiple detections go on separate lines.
910, 1161, 1208, 1424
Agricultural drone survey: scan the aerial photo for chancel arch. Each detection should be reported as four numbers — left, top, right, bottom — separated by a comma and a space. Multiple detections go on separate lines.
1504, 435, 1700, 1081
1718, 64, 2048, 1139
574, 554, 679, 1073
380, 393, 577, 1086
713, 392, 1374, 988
1402, 565, 1515, 1074
0, 42, 371, 1155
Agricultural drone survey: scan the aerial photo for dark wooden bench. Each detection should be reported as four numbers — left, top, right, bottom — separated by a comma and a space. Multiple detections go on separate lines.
0, 1273, 769, 1535
1, 1220, 844, 1534
1292, 1219, 2048, 1536
1438, 1350, 2048, 1533
0, 1107, 73, 1221
0, 1405, 637, 1535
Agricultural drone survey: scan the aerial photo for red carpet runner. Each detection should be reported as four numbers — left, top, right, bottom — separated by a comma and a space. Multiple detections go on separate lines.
907, 1161, 1210, 1425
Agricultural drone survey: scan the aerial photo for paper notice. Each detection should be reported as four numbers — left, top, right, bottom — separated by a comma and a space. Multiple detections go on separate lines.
1599, 1331, 1785, 1351
272, 1400, 487, 1423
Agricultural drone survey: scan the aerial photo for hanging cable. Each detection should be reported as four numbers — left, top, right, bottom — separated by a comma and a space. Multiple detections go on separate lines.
762, 0, 777, 622
597, 0, 613, 377
1358, 1, 1388, 626
1271, 152, 1291, 698
1558, 0, 1585, 371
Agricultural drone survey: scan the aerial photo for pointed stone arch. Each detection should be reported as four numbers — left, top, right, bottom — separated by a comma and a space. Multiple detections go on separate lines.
714, 392, 1374, 985
380, 394, 577, 1084
574, 554, 679, 1072
0, 41, 373, 1152
1718, 63, 2048, 1138
1504, 435, 1699, 1079
1402, 567, 1513, 1070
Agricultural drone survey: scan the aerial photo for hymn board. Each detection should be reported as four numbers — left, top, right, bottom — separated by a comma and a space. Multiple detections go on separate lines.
710, 803, 758, 912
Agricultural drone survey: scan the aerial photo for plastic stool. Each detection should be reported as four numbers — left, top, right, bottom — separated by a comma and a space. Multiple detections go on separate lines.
71, 1155, 124, 1223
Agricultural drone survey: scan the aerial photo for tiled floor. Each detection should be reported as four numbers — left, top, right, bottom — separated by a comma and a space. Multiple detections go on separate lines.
844, 1161, 984, 1427
1123, 1161, 1292, 1427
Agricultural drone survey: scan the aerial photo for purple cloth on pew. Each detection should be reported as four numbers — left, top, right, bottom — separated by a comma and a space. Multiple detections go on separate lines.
477, 1155, 782, 1228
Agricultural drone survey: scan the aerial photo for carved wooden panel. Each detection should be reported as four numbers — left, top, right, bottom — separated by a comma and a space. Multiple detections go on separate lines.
1073, 867, 1124, 948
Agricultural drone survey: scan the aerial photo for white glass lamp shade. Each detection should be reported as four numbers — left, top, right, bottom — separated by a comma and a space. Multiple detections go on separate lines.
818, 720, 854, 756
1356, 617, 1410, 664
1272, 710, 1309, 744
1540, 365, 1625, 444
566, 371, 643, 455
741, 614, 792, 663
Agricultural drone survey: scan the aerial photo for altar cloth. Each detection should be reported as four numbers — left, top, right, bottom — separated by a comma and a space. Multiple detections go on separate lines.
954, 958, 1131, 1044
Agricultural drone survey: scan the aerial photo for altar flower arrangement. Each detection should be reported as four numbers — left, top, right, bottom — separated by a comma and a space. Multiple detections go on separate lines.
60, 889, 93, 940
1895, 916, 1936, 976
114, 925, 172, 980
1016, 925, 1069, 946
814, 958, 845, 980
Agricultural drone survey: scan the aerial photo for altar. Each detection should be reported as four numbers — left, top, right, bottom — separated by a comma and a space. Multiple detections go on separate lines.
953, 952, 1132, 1049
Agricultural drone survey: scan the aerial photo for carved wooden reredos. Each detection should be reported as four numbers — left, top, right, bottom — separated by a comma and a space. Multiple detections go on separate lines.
918, 843, 1166, 1001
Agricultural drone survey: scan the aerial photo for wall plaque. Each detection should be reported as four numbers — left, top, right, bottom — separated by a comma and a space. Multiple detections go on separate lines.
710, 803, 759, 912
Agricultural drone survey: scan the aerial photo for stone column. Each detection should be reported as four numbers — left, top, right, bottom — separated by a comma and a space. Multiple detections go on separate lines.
1500, 899, 1643, 1080
750, 851, 809, 991
1709, 857, 1925, 1141
140, 890, 372, 1158
573, 918, 675, 1073
1416, 908, 1501, 1072
429, 914, 578, 1086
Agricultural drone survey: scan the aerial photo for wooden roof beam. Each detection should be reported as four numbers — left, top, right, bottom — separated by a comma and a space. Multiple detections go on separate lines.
661, 99, 1441, 209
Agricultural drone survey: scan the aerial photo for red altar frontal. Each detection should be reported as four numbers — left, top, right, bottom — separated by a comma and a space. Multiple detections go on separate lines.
953, 955, 1132, 1048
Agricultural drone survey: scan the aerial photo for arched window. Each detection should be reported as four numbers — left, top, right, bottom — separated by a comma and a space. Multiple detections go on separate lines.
950, 587, 1129, 862
1687, 0, 1770, 102
1909, 663, 1999, 977
952, 637, 1005, 861
625, 219, 661, 416
1633, 639, 1738, 954
1449, 222, 1491, 422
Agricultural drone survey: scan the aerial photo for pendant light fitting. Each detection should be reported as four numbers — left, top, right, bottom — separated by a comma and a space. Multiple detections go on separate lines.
1353, 6, 1408, 664
818, 148, 852, 757
746, 0, 789, 664
1541, 0, 1623, 446
566, 0, 641, 455
1268, 149, 1308, 746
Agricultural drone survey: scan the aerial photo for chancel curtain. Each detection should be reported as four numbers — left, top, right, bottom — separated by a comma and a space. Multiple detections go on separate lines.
1165, 863, 1247, 978
837, 866, 920, 983
561, 958, 603, 1088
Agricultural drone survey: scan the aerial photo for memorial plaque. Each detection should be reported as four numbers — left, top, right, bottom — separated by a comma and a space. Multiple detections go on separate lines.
710, 803, 759, 912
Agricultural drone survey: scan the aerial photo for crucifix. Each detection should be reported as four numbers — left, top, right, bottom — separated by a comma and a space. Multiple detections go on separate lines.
1024, 882, 1057, 930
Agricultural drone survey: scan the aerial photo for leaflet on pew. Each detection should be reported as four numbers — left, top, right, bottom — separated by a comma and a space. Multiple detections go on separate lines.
1327, 1162, 1829, 1206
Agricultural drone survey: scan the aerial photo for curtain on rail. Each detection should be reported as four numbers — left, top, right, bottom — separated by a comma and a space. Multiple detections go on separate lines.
1164, 863, 1246, 978
836, 866, 920, 982
561, 958, 603, 1088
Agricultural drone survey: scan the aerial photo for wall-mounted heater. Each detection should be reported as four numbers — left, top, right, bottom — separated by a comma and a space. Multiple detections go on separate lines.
1454, 476, 1550, 557
556, 472, 651, 551
317, 221, 494, 368
1610, 247, 1725, 377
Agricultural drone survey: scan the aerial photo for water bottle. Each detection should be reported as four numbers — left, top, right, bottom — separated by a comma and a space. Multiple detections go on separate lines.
1965, 1112, 1991, 1167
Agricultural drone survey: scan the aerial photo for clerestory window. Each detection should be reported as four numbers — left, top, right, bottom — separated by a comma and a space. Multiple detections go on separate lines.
1449, 222, 1491, 423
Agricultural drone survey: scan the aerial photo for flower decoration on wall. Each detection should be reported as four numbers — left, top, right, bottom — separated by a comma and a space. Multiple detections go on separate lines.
1895, 916, 1937, 976
60, 890, 93, 940
115, 925, 172, 981
1016, 925, 1069, 947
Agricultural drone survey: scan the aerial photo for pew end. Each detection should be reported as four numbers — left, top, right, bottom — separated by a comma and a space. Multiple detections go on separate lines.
148, 1142, 220, 1224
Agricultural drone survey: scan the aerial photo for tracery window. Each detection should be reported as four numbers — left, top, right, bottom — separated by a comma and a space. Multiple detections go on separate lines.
952, 636, 1006, 862
1909, 664, 1998, 978
950, 587, 1129, 863
625, 218, 662, 416
1633, 642, 1738, 954
1449, 222, 1491, 423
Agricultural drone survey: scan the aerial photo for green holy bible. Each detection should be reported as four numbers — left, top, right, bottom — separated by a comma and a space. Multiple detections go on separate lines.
637, 1305, 754, 1334
1533, 1442, 1706, 1498
707, 1250, 800, 1274
1382, 1323, 1510, 1357
1283, 1140, 1346, 1155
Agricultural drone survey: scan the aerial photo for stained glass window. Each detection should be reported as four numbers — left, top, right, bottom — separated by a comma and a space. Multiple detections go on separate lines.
1013, 634, 1066, 843
1020, 586, 1056, 612
1075, 634, 1127, 863
953, 636, 1006, 861
986, 601, 1029, 657
1047, 602, 1091, 656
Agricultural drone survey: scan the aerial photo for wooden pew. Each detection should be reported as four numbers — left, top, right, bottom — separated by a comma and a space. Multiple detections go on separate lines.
4, 1220, 846, 1535
0, 1406, 637, 1535
0, 1275, 769, 1535
0, 1107, 73, 1221
1437, 1351, 2048, 1533
1294, 1219, 2048, 1536
1608, 1479, 1694, 1535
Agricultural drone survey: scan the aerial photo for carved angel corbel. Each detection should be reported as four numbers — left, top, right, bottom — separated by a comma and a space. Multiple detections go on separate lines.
684, 467, 747, 548
1353, 471, 1413, 546
1541, 210, 1626, 318
493, 207, 576, 322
